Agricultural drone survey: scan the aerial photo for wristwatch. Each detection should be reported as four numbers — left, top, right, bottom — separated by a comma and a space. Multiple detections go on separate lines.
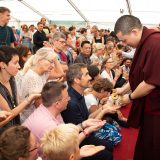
128, 93, 133, 101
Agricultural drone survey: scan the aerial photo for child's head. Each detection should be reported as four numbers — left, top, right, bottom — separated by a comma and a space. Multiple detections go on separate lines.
92, 78, 113, 99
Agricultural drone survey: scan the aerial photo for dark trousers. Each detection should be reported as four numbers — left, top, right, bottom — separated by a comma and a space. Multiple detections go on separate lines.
80, 134, 113, 160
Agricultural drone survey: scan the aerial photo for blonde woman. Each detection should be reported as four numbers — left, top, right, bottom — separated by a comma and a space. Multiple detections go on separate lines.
19, 47, 62, 122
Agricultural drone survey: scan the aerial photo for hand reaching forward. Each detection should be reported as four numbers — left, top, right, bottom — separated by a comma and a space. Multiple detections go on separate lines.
80, 145, 105, 158
0, 111, 13, 122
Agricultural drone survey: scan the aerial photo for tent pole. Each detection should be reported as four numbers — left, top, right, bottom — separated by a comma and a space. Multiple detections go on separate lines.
17, 0, 50, 21
126, 0, 132, 15
67, 0, 89, 23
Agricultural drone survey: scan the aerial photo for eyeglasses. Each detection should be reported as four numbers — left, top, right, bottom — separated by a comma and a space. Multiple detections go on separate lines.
106, 61, 114, 63
58, 40, 66, 45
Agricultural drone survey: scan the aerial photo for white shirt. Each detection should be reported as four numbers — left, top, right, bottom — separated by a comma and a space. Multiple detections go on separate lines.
20, 69, 48, 123
84, 94, 98, 110
101, 70, 113, 83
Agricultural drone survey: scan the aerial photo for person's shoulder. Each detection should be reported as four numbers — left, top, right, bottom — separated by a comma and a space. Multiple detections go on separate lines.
6, 26, 13, 33
6, 26, 12, 30
85, 93, 94, 99
101, 69, 106, 75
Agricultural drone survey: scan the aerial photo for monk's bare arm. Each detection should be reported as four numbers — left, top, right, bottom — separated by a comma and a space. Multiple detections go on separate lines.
116, 82, 131, 95
131, 81, 155, 99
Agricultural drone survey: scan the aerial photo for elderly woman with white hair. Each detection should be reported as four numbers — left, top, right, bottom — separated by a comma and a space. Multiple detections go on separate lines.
18, 47, 63, 123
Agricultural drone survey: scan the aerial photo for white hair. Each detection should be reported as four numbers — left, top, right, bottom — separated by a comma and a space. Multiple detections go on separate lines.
23, 47, 55, 74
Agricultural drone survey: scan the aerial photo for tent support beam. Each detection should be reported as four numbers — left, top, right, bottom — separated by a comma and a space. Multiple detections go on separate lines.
126, 0, 132, 15
11, 16, 21, 23
17, 0, 50, 21
67, 0, 89, 23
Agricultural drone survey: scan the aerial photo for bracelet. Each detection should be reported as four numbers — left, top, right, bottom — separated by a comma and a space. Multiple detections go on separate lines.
128, 93, 133, 101
82, 130, 89, 137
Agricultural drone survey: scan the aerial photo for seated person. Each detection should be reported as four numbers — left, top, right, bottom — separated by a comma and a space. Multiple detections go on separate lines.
41, 123, 105, 160
62, 63, 114, 160
23, 81, 108, 160
87, 65, 101, 85
0, 46, 40, 132
84, 78, 127, 124
0, 125, 38, 160
85, 78, 116, 117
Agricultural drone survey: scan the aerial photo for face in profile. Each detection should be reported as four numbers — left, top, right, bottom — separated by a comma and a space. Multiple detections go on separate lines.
116, 30, 139, 48
3, 55, 20, 76
38, 55, 55, 73
79, 68, 91, 89
0, 11, 10, 25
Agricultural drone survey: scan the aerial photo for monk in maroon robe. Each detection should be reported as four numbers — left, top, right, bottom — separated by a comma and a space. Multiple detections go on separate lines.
114, 15, 160, 160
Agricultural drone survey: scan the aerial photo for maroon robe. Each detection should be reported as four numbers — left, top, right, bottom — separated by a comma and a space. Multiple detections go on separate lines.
128, 27, 160, 160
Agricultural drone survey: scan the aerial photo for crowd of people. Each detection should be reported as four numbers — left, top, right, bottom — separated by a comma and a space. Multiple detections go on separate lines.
0, 5, 160, 160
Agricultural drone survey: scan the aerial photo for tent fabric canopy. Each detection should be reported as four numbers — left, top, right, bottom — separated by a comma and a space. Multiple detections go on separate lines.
1, 0, 160, 27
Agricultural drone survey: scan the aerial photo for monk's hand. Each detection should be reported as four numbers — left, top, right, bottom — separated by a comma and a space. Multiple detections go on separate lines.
120, 94, 131, 106
112, 88, 124, 96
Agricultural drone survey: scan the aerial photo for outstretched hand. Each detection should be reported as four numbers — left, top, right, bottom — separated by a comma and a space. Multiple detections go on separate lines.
80, 145, 105, 158
0, 111, 13, 122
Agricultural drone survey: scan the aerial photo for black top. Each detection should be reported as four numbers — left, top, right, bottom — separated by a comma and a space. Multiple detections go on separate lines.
0, 77, 20, 133
94, 37, 103, 43
62, 86, 89, 124
33, 30, 47, 52
74, 53, 91, 65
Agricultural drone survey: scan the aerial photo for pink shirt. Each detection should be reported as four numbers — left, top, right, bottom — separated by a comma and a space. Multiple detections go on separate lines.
22, 104, 64, 142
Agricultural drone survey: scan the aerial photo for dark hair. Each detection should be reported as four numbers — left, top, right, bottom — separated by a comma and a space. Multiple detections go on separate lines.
0, 46, 18, 65
37, 22, 43, 26
122, 58, 132, 64
92, 78, 113, 93
63, 32, 70, 39
41, 81, 66, 107
29, 24, 34, 28
68, 26, 76, 32
81, 40, 90, 48
80, 28, 87, 34
22, 24, 29, 32
0, 126, 30, 160
67, 63, 87, 85
87, 65, 100, 81
114, 15, 142, 35
0, 7, 10, 13
16, 45, 30, 68
116, 43, 124, 50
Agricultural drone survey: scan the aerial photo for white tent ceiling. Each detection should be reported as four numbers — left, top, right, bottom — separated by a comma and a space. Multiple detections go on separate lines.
1, 0, 160, 28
